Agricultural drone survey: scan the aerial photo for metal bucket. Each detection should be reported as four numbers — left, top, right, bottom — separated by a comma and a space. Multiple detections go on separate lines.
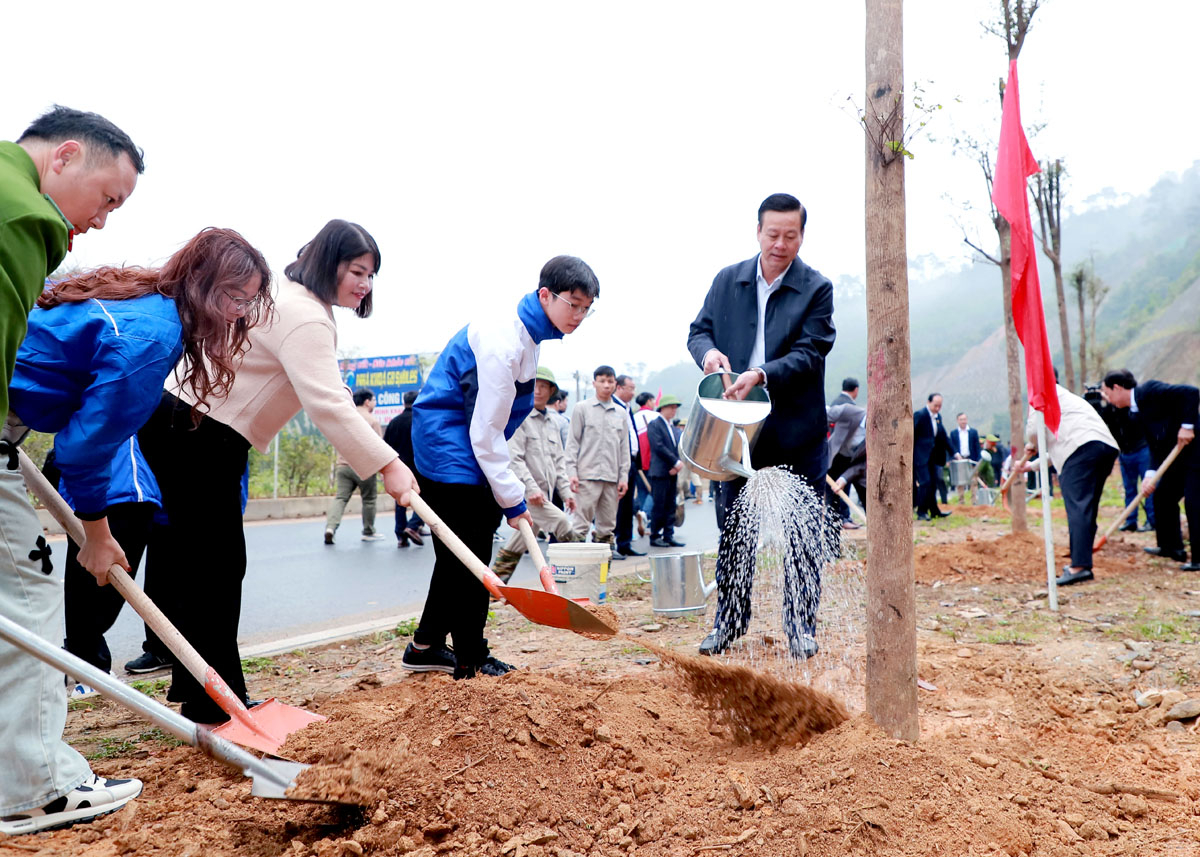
677, 373, 772, 481
948, 459, 976, 488
641, 553, 716, 615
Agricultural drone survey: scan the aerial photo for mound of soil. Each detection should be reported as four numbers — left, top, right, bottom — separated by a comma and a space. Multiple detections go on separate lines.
914, 531, 1145, 584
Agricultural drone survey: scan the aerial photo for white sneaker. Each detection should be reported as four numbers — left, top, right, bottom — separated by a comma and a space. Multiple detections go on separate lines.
68, 681, 100, 701
0, 773, 143, 835
361, 533, 384, 541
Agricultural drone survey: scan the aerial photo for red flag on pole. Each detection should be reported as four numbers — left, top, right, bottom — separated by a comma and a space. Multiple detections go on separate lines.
992, 59, 1061, 434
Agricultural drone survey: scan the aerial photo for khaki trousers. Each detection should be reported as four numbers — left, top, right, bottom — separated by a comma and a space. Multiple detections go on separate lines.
571, 479, 619, 543
503, 499, 576, 554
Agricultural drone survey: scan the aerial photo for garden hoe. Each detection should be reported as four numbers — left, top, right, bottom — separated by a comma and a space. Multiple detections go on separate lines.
18, 448, 323, 755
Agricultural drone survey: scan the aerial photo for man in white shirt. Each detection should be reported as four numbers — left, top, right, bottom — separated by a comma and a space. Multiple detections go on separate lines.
1024, 381, 1119, 585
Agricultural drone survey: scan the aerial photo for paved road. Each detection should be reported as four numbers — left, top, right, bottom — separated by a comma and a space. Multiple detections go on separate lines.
99, 497, 721, 668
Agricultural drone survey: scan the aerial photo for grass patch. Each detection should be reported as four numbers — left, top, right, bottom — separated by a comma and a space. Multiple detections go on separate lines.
619, 644, 649, 656
977, 627, 1033, 645
130, 678, 170, 697
67, 698, 98, 712
1133, 620, 1195, 643
394, 618, 419, 637
240, 656, 276, 674
85, 736, 141, 761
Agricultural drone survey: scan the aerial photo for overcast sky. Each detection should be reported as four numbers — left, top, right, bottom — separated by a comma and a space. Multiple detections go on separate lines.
4, 0, 1195, 386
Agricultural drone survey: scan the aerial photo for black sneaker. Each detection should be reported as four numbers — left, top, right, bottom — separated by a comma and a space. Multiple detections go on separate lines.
401, 642, 456, 674
123, 650, 171, 674
453, 655, 515, 680
0, 773, 142, 835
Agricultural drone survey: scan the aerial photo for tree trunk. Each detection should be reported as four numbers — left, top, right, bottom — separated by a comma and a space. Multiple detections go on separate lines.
1052, 258, 1072, 390
864, 0, 918, 742
998, 222, 1028, 533
1077, 284, 1087, 388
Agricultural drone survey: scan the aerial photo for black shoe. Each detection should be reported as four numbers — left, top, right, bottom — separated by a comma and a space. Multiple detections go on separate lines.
916, 513, 931, 522
934, 509, 953, 518
1056, 566, 1094, 586
698, 632, 730, 656
124, 651, 171, 674
1144, 546, 1188, 562
1182, 563, 1200, 573
245, 699, 264, 709
404, 527, 424, 546
1118, 521, 1138, 533
789, 634, 819, 660
397, 535, 409, 547
663, 537, 686, 547
324, 529, 335, 545
618, 546, 646, 557
1138, 523, 1155, 532
401, 642, 456, 674
454, 655, 515, 680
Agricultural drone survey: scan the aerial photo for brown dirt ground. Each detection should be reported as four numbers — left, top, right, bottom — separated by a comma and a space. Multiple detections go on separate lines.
18, 504, 1200, 856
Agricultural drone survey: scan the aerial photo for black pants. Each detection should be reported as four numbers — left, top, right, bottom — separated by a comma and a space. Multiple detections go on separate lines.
711, 440, 828, 645
649, 474, 676, 539
62, 502, 155, 674
412, 476, 502, 667
915, 460, 942, 516
1059, 441, 1118, 570
1153, 442, 1199, 561
139, 393, 251, 722
614, 462, 639, 550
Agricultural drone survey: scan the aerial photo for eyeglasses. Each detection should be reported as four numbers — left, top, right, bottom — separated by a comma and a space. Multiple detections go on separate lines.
224, 290, 262, 311
550, 291, 595, 319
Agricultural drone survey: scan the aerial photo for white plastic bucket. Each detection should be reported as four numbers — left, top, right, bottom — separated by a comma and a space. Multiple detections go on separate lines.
547, 542, 611, 604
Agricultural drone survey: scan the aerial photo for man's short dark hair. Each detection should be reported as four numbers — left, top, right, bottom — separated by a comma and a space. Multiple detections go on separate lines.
1103, 369, 1137, 390
539, 255, 599, 299
594, 365, 615, 379
285, 219, 381, 319
928, 392, 941, 402
18, 105, 145, 174
352, 388, 375, 407
757, 193, 806, 230
616, 374, 633, 388
956, 412, 966, 419
635, 391, 654, 407
842, 377, 859, 392
402, 390, 418, 406
546, 391, 562, 405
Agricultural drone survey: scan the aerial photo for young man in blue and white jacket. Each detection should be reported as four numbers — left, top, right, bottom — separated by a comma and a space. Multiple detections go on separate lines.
405, 256, 599, 679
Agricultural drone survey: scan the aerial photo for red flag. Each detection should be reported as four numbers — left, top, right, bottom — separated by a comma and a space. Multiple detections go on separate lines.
991, 60, 1060, 433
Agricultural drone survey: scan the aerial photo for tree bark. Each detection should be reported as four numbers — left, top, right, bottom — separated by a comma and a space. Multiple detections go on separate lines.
1076, 275, 1087, 389
864, 0, 918, 742
998, 222, 1028, 533
1034, 162, 1074, 391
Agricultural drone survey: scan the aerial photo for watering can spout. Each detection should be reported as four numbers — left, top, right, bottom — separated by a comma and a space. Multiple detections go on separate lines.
701, 575, 718, 599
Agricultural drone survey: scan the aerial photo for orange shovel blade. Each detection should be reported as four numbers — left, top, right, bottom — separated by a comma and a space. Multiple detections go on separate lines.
498, 586, 616, 637
211, 699, 326, 755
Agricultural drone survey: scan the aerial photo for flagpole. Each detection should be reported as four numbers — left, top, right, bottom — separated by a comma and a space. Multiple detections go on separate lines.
1037, 412, 1058, 611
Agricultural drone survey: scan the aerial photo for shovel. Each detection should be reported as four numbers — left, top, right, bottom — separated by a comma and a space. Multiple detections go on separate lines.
1094, 441, 1184, 552
825, 474, 866, 524
407, 494, 615, 637
0, 612, 357, 804
17, 448, 323, 755
518, 518, 560, 595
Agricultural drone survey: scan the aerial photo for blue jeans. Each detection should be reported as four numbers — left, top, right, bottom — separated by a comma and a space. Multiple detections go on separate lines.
1119, 446, 1155, 527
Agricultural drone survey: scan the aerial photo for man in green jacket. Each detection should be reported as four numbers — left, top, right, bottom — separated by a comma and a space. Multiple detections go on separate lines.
0, 106, 143, 835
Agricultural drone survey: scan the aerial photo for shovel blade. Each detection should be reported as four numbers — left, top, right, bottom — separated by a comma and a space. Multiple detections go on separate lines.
211, 698, 325, 755
498, 586, 617, 636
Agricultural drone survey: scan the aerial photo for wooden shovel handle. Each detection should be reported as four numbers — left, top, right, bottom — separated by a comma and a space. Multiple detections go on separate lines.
518, 519, 559, 595
825, 474, 866, 523
407, 493, 506, 600
18, 448, 222, 689
999, 451, 1035, 494
1094, 441, 1185, 552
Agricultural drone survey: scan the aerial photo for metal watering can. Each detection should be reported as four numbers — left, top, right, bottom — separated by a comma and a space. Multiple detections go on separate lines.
677, 372, 772, 481
639, 553, 716, 615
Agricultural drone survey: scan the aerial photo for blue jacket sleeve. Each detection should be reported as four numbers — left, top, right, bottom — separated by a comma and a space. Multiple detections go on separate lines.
54, 334, 181, 518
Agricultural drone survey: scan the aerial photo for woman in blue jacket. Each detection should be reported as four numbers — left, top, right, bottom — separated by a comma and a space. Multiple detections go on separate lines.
8, 227, 272, 582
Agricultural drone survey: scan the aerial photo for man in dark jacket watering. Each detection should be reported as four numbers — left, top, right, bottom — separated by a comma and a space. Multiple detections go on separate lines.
687, 193, 836, 659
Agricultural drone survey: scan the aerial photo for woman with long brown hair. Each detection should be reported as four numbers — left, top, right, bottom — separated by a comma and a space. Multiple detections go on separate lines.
138, 218, 418, 724
9, 226, 271, 580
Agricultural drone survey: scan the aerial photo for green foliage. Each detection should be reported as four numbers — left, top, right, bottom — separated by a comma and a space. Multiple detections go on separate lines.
248, 432, 336, 499
85, 735, 141, 760
240, 656, 276, 674
130, 678, 170, 697
394, 618, 419, 637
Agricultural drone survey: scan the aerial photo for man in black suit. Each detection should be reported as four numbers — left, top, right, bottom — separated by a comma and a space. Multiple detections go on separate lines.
913, 392, 953, 520
1101, 370, 1199, 571
687, 192, 836, 659
647, 395, 685, 547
